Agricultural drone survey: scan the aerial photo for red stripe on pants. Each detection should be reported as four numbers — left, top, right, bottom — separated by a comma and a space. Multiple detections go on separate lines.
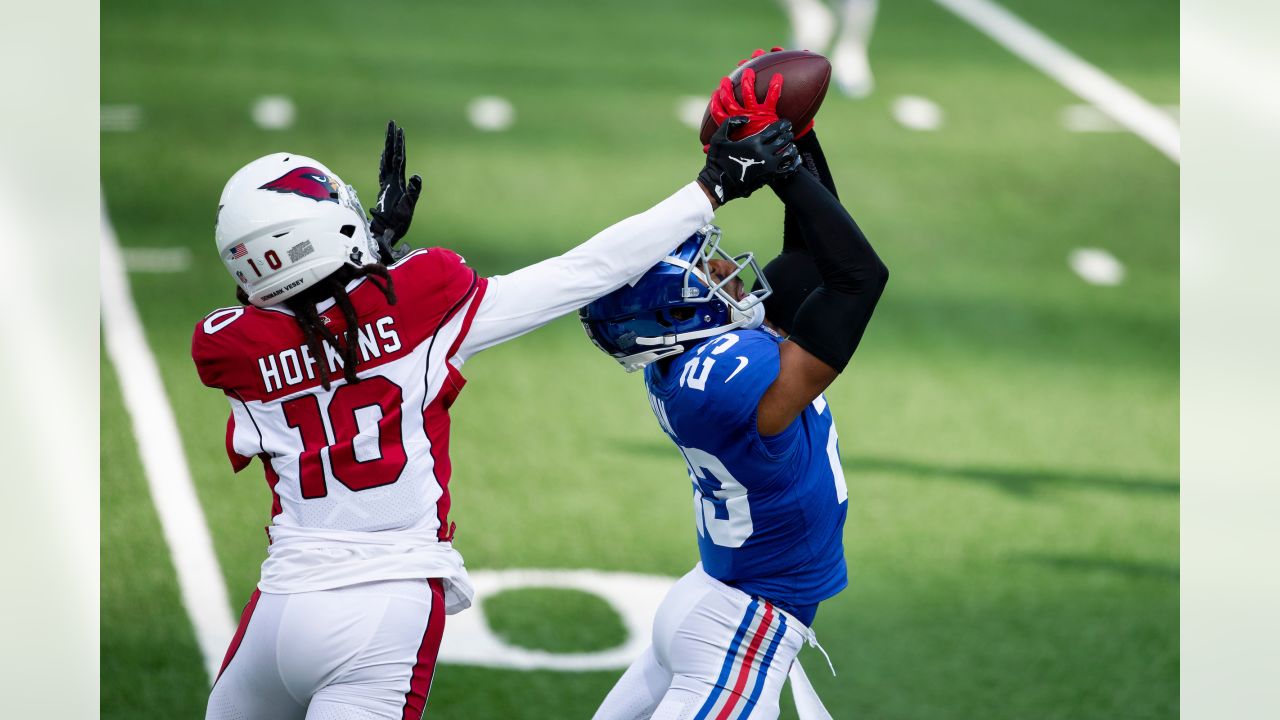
715, 602, 775, 720
216, 589, 262, 683
402, 578, 447, 719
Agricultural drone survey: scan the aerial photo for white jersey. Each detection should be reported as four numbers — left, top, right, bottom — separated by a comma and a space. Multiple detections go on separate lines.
192, 182, 715, 612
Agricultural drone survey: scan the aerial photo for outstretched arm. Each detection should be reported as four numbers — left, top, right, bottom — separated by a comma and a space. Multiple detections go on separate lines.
756, 167, 889, 436
454, 117, 798, 363
454, 182, 717, 361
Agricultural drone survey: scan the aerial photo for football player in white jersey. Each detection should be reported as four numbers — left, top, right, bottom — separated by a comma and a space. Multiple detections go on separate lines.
194, 119, 799, 720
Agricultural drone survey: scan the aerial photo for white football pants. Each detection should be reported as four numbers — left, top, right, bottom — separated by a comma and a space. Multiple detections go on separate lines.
594, 565, 808, 720
205, 578, 446, 720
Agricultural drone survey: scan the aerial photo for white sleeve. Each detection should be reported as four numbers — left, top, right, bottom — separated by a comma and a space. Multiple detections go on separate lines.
455, 182, 714, 362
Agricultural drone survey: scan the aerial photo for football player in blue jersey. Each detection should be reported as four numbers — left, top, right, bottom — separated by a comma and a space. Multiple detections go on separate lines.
582, 94, 888, 718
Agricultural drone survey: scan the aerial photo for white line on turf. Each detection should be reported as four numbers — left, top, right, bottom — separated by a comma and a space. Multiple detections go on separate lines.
891, 96, 944, 131
122, 246, 193, 273
676, 96, 708, 131
466, 96, 515, 132
1062, 104, 1180, 133
251, 95, 296, 130
932, 0, 1180, 163
101, 199, 235, 683
439, 569, 673, 670
101, 104, 141, 132
1068, 247, 1125, 286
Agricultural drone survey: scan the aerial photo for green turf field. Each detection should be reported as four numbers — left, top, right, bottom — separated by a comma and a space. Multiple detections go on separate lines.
101, 0, 1178, 717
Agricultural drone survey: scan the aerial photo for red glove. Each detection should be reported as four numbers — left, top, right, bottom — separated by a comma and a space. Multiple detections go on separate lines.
709, 68, 784, 140
706, 47, 813, 149
739, 46, 784, 66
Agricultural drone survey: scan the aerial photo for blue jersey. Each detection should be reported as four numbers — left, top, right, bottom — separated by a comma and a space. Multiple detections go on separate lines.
644, 328, 849, 624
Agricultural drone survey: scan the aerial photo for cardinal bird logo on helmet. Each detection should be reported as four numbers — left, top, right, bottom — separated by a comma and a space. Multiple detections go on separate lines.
259, 167, 341, 203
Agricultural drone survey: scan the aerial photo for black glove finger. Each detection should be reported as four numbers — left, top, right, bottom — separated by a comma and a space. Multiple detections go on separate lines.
769, 131, 796, 154
755, 124, 783, 145
380, 120, 397, 184
777, 144, 801, 171
759, 119, 793, 144
715, 116, 750, 142
395, 127, 407, 185
406, 174, 423, 201
766, 123, 796, 148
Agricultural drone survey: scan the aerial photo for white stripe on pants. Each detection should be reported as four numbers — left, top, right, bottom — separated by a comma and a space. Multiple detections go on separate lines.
594, 564, 807, 720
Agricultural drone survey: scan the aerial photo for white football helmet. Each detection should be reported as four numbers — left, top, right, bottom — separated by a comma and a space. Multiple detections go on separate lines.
215, 153, 379, 307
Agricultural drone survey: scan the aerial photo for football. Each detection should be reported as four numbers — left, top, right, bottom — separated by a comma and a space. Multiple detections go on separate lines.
699, 50, 832, 145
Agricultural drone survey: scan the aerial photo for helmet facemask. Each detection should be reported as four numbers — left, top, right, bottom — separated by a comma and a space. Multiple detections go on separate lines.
333, 181, 379, 266
665, 225, 772, 322
580, 225, 774, 372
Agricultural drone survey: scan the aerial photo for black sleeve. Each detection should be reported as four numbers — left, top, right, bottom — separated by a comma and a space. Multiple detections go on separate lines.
769, 166, 888, 372
779, 131, 839, 253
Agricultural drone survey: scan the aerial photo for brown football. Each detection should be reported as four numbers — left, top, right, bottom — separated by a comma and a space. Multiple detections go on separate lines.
699, 50, 832, 145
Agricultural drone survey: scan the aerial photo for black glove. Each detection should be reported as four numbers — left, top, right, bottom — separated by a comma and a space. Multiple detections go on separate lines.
369, 120, 423, 265
697, 117, 800, 204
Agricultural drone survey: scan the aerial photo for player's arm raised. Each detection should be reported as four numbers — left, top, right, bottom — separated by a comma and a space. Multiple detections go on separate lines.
453, 118, 798, 361
756, 150, 889, 436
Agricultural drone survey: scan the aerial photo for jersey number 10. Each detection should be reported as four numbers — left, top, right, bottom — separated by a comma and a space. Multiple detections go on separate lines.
282, 376, 409, 499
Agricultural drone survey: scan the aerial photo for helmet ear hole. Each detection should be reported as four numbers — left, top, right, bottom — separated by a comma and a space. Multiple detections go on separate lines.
669, 307, 695, 322
339, 224, 357, 238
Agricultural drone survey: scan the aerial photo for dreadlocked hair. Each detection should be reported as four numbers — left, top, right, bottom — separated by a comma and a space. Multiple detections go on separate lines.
235, 264, 397, 391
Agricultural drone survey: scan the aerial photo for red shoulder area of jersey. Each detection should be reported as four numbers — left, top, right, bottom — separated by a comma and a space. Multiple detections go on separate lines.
191, 248, 486, 403
389, 247, 480, 321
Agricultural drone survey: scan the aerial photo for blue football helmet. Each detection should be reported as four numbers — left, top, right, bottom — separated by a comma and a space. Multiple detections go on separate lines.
580, 224, 772, 372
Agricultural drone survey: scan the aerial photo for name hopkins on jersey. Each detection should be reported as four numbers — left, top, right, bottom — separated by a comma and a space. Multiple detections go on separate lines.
258, 316, 402, 394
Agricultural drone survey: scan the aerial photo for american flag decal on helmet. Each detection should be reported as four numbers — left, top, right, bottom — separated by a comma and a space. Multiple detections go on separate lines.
228, 243, 248, 260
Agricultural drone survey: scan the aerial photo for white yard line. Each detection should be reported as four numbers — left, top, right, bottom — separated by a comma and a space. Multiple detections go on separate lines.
932, 0, 1180, 163
891, 95, 945, 131
466, 95, 516, 132
101, 104, 142, 132
122, 246, 193, 273
1062, 103, 1180, 133
1068, 247, 1126, 286
101, 198, 235, 683
251, 95, 296, 130
676, 95, 709, 131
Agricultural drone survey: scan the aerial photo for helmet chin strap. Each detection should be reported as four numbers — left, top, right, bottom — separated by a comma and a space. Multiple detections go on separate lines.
633, 298, 765, 350
619, 229, 771, 369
